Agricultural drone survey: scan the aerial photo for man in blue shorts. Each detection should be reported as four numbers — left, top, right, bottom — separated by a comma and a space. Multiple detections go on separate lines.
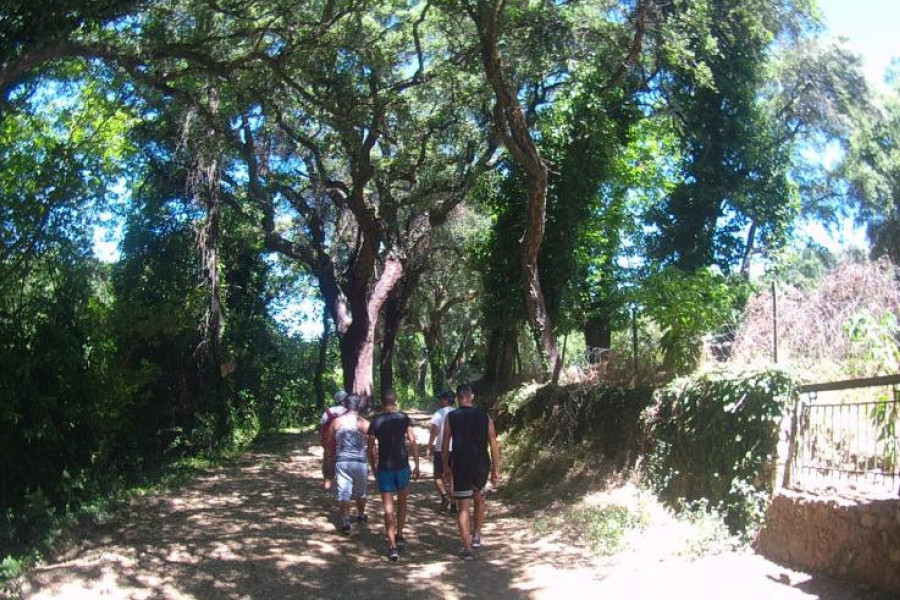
441, 383, 500, 560
368, 389, 421, 561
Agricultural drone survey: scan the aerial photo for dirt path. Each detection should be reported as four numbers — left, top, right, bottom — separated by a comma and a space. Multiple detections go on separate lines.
15, 413, 891, 600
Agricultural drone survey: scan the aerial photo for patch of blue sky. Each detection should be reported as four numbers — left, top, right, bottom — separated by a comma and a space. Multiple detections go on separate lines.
816, 0, 900, 92
92, 177, 131, 263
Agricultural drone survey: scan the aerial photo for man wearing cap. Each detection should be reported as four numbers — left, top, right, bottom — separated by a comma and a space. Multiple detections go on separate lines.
320, 390, 348, 491
326, 394, 370, 532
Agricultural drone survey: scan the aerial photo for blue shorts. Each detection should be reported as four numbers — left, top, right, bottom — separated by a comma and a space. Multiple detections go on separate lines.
376, 467, 411, 493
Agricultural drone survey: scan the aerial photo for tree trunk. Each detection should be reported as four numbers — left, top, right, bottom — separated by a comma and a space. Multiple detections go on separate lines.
469, 0, 561, 383
484, 325, 518, 389
314, 302, 331, 412
379, 296, 400, 399
584, 314, 612, 350
445, 321, 473, 387
339, 254, 404, 408
379, 267, 422, 399
423, 325, 444, 396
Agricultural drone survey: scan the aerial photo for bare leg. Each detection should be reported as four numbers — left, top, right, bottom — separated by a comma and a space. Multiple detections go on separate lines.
456, 497, 472, 551
473, 490, 486, 537
434, 474, 447, 496
381, 492, 397, 547
396, 489, 409, 537
339, 500, 351, 524
356, 495, 367, 518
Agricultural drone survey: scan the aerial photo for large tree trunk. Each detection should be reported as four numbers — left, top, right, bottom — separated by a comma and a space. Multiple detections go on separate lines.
314, 303, 331, 412
379, 296, 401, 400
423, 326, 445, 396
468, 0, 561, 383
337, 254, 403, 407
584, 314, 612, 351
445, 321, 474, 386
484, 325, 518, 389
379, 267, 422, 399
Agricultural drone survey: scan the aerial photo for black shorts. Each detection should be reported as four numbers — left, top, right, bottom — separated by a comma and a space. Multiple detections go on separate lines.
450, 457, 489, 498
433, 451, 445, 477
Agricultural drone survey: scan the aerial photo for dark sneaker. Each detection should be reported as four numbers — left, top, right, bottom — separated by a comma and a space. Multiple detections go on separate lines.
388, 546, 399, 562
449, 503, 458, 514
459, 548, 475, 561
395, 534, 406, 551
440, 495, 450, 512
356, 513, 368, 523
471, 533, 482, 549
340, 519, 351, 533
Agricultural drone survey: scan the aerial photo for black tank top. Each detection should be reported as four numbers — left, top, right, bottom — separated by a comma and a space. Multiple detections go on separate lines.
448, 406, 489, 465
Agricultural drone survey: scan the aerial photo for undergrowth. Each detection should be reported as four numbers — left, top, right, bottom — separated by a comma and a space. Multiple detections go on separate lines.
0, 422, 276, 590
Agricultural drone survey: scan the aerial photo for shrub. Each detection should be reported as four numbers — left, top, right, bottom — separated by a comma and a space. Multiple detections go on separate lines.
644, 367, 796, 536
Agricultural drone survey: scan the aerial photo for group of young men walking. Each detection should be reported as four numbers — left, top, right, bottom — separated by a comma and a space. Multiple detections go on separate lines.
320, 383, 500, 561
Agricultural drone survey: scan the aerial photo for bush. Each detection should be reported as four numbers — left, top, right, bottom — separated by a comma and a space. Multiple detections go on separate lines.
644, 367, 796, 536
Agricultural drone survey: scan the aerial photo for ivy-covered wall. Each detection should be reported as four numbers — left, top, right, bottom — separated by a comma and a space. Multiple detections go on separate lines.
644, 368, 796, 533
495, 368, 797, 537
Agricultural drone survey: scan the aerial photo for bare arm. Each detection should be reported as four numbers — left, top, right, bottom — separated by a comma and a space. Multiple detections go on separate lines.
324, 418, 337, 459
407, 424, 421, 480
427, 423, 438, 458
367, 433, 377, 473
441, 418, 452, 479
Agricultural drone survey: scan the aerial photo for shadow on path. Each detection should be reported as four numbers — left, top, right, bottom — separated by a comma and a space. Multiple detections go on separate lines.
17, 412, 895, 600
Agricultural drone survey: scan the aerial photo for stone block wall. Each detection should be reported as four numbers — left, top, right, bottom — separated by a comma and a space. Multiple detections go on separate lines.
755, 490, 900, 595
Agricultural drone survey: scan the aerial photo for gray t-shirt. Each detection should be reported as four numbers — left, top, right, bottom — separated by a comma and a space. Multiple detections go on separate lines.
335, 414, 367, 463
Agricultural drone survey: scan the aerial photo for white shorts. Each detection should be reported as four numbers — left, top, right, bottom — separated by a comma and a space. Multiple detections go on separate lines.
335, 461, 368, 502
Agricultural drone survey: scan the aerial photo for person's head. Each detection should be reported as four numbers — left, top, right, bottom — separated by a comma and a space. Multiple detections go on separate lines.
335, 390, 348, 407
344, 393, 362, 413
382, 389, 398, 410
456, 383, 474, 405
439, 389, 455, 407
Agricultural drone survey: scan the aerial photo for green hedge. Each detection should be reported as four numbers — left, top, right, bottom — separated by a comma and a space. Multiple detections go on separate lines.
644, 367, 796, 534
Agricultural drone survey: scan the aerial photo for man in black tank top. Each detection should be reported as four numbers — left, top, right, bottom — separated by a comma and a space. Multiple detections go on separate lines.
441, 383, 500, 560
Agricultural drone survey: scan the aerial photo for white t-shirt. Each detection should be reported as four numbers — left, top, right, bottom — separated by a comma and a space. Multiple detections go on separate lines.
430, 406, 455, 451
320, 405, 348, 425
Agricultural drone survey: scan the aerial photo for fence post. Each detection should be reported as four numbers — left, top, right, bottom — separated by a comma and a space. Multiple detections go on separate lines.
782, 392, 802, 489
772, 280, 779, 364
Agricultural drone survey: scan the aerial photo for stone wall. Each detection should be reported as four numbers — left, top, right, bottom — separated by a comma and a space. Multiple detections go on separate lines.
755, 490, 900, 595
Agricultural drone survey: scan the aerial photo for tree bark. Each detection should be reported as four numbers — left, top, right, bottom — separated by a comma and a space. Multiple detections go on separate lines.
314, 302, 331, 412
584, 314, 612, 351
342, 253, 404, 406
467, 0, 561, 383
484, 325, 518, 389
379, 265, 423, 399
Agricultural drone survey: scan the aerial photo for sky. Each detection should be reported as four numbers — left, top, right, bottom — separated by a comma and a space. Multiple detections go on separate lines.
800, 0, 900, 251
816, 0, 899, 90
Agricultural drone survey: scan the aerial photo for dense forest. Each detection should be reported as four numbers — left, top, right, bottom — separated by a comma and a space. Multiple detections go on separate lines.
2, 0, 899, 563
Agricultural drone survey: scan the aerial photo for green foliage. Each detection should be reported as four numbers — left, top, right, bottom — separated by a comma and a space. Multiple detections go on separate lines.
640, 267, 750, 374
498, 382, 654, 477
843, 78, 900, 261
645, 367, 796, 535
533, 501, 650, 556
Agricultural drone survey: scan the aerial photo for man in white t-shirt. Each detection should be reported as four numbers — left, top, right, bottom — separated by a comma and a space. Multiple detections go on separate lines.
320, 390, 348, 490
426, 389, 455, 512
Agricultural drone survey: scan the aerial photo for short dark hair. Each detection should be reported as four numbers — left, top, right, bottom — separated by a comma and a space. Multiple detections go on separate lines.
382, 389, 398, 405
439, 389, 455, 404
456, 383, 473, 400
345, 394, 362, 412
